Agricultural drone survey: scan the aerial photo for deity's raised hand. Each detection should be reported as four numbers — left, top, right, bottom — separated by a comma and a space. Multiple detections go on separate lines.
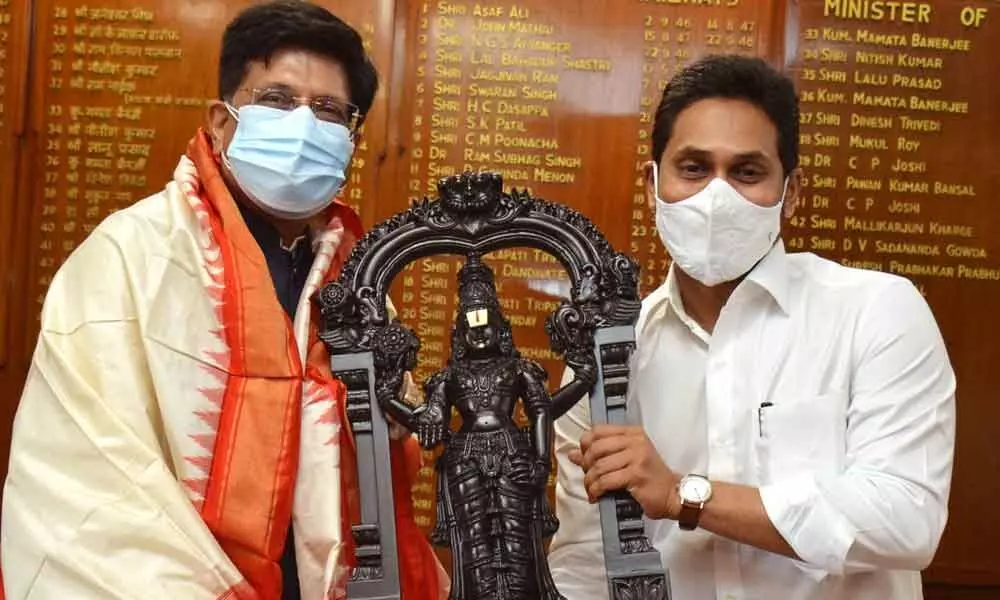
414, 402, 447, 449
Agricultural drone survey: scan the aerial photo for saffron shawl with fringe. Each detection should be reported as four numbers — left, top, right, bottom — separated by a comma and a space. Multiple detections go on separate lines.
1, 132, 446, 600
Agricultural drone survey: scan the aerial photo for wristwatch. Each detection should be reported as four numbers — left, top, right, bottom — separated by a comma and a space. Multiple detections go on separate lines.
676, 474, 713, 531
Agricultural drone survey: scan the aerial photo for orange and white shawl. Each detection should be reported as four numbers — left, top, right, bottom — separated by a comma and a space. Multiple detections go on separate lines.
1, 132, 446, 600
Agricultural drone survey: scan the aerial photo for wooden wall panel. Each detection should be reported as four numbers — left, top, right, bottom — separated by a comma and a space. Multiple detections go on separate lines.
784, 0, 1000, 584
0, 0, 14, 368
0, 0, 33, 488
925, 583, 1000, 600
0, 0, 31, 369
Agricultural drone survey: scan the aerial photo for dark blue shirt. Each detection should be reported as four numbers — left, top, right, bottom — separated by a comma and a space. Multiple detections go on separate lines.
238, 202, 312, 600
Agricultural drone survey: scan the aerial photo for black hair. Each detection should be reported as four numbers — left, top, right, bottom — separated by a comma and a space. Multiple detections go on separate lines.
219, 0, 379, 120
651, 55, 799, 175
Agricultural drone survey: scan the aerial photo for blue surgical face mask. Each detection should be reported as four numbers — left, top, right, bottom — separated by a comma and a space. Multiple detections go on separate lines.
222, 104, 355, 220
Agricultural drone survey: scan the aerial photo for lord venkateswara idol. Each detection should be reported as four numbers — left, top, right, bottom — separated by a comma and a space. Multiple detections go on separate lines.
418, 253, 560, 598
317, 172, 669, 600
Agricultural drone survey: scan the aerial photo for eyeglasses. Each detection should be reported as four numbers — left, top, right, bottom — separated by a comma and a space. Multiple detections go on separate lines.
239, 87, 361, 132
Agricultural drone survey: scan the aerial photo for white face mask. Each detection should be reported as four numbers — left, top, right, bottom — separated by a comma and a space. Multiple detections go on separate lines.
651, 162, 787, 287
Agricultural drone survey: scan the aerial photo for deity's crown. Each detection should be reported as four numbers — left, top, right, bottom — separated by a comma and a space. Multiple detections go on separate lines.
439, 171, 504, 214
457, 253, 499, 323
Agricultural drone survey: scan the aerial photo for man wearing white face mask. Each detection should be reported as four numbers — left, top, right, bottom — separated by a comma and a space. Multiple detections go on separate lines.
549, 55, 955, 600
1, 3, 447, 600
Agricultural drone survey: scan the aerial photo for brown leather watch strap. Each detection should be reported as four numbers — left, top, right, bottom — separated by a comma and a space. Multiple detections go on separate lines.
678, 501, 702, 531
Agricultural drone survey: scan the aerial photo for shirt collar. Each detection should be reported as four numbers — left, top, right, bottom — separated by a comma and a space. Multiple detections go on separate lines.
743, 239, 791, 315
639, 268, 711, 343
665, 269, 712, 343
639, 239, 791, 338
236, 200, 310, 256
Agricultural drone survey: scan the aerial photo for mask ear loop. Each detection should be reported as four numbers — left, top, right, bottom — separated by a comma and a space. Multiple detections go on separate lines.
648, 160, 662, 203
769, 176, 793, 246
218, 102, 241, 165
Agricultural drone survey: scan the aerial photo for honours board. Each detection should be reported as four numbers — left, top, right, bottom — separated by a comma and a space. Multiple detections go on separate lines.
785, 0, 1000, 584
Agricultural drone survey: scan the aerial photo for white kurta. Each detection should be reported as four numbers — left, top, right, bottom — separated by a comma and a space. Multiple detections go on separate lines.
549, 242, 955, 600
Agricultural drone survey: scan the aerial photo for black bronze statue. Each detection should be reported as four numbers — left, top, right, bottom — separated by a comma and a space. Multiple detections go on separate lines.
416, 254, 561, 599
317, 171, 669, 600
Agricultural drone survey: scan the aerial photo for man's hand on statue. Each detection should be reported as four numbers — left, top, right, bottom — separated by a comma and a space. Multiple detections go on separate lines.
569, 424, 680, 520
384, 372, 421, 441
414, 404, 446, 449
402, 372, 421, 404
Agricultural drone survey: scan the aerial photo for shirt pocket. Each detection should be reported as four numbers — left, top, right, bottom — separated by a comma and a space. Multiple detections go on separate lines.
754, 392, 847, 486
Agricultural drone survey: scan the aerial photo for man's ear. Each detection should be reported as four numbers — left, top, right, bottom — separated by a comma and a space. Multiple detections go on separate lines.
206, 100, 232, 156
782, 168, 805, 219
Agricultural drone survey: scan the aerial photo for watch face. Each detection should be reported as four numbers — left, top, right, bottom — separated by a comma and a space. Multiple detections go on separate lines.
680, 476, 712, 503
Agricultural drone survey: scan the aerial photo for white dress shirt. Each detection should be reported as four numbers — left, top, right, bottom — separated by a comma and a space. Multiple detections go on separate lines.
548, 242, 956, 600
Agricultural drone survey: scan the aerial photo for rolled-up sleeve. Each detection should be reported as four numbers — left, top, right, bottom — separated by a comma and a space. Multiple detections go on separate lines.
760, 279, 956, 574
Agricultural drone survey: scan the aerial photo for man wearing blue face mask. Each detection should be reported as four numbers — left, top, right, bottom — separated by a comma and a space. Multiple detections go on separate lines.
549, 56, 955, 599
1, 2, 447, 600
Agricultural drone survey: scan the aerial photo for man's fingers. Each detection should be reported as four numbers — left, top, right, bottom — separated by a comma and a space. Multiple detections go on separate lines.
589, 424, 642, 440
583, 452, 632, 491
587, 470, 631, 501
568, 449, 583, 466
580, 435, 632, 469
581, 425, 644, 455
